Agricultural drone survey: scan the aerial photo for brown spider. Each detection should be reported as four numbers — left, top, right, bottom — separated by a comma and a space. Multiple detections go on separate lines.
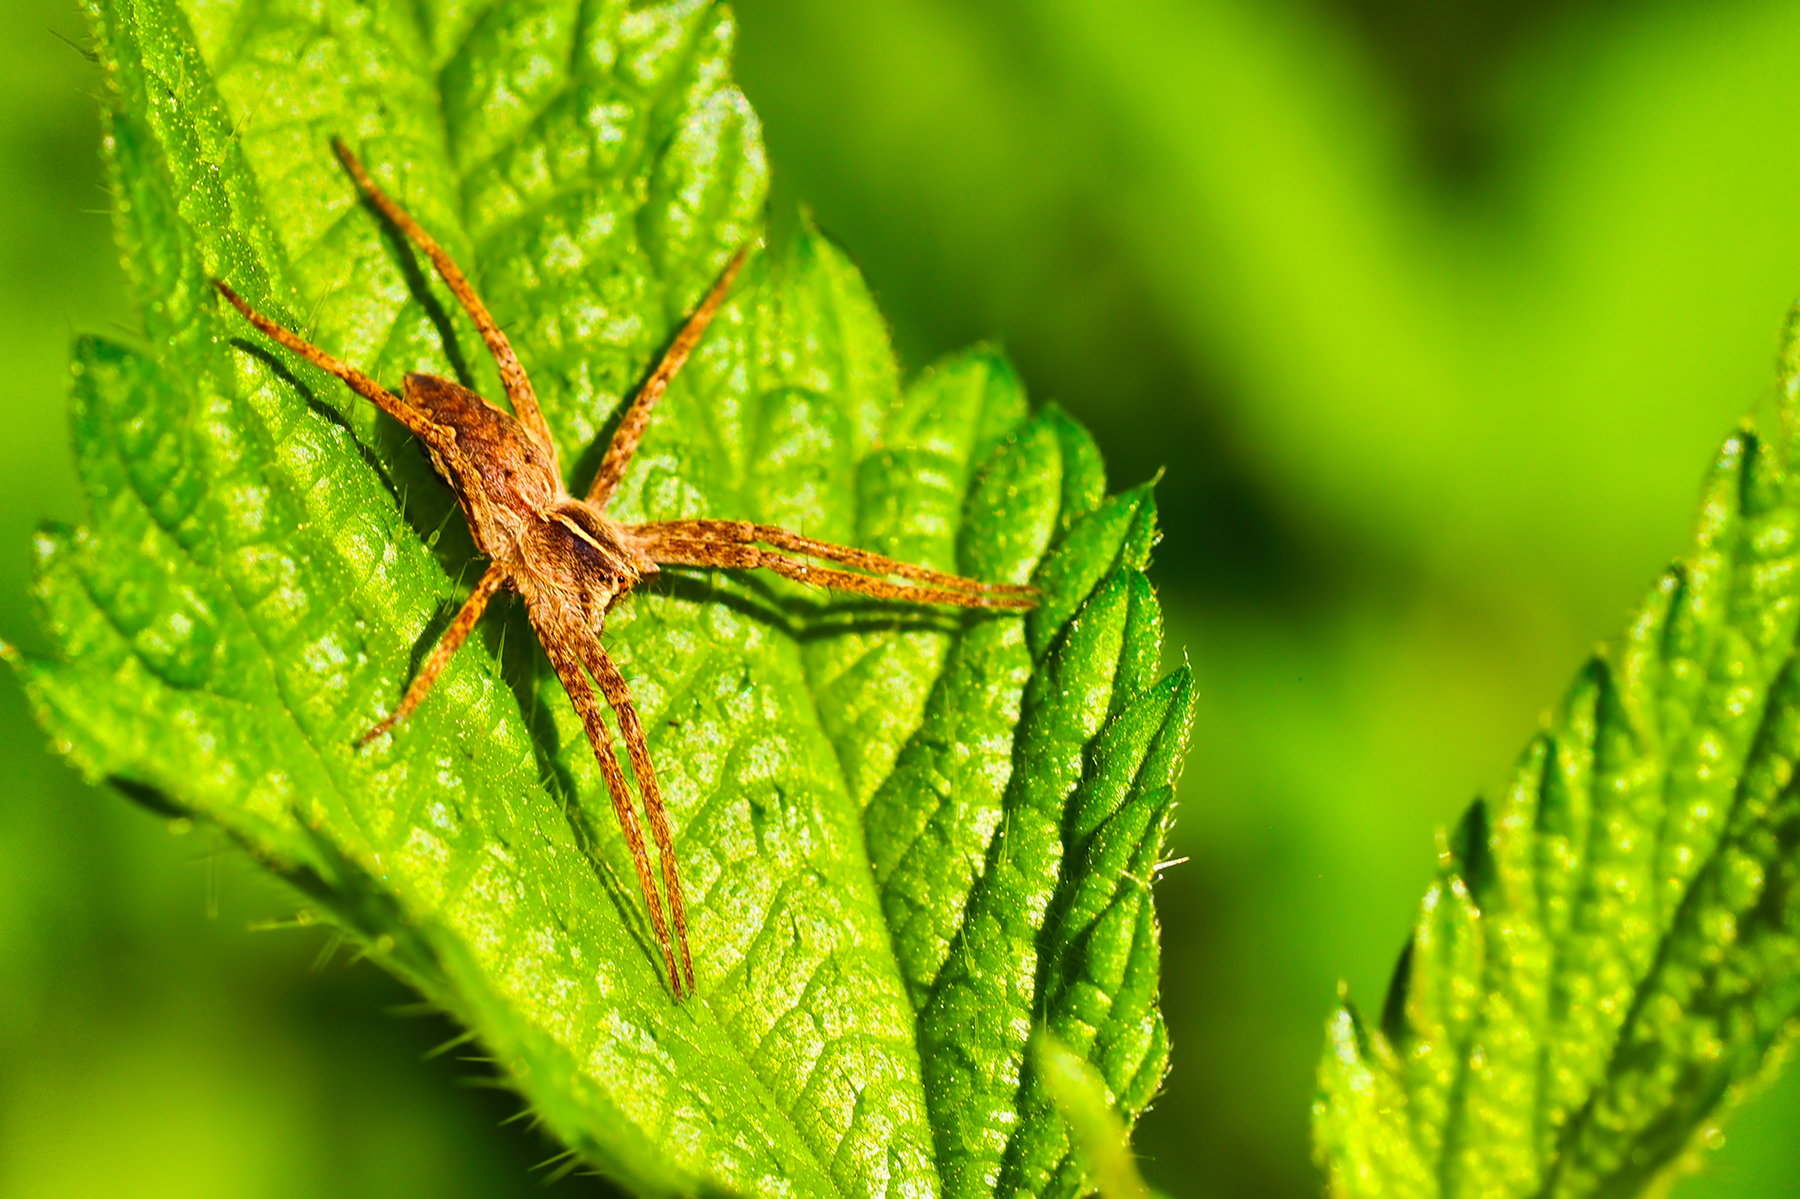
214, 141, 1037, 1000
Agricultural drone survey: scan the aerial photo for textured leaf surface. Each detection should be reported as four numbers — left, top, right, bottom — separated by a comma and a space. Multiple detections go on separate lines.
14, 0, 1191, 1195
1313, 322, 1800, 1197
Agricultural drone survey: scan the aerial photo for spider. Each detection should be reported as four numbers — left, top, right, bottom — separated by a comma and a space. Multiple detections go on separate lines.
214, 141, 1037, 1000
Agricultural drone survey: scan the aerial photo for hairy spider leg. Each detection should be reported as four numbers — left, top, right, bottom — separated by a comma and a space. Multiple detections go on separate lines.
580, 635, 694, 994
634, 525, 1036, 610
213, 282, 443, 445
632, 520, 1037, 608
332, 139, 559, 462
213, 281, 513, 743
585, 246, 751, 510
532, 613, 684, 996
641, 537, 1028, 609
359, 562, 509, 745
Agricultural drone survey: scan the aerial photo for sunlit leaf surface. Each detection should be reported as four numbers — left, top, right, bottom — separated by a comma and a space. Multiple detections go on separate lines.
12, 0, 1191, 1194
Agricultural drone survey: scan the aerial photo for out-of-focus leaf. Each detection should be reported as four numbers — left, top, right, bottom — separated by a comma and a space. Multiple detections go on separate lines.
1031, 1029, 1160, 1199
1314, 313, 1800, 1197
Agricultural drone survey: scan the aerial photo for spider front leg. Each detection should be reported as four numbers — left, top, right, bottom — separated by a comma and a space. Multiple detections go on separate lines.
630, 520, 1038, 610
586, 247, 750, 511
332, 140, 558, 461
213, 281, 446, 446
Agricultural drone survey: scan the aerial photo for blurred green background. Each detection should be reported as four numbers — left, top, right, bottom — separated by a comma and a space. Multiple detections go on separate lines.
6, 0, 1800, 1195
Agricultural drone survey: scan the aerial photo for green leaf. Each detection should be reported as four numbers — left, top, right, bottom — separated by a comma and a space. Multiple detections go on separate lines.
1313, 314, 1800, 1196
12, 0, 1191, 1195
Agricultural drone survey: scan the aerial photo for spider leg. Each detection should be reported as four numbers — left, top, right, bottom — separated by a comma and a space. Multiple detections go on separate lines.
214, 281, 443, 444
633, 521, 1038, 610
585, 247, 750, 510
530, 606, 684, 997
360, 561, 509, 745
579, 635, 694, 996
331, 139, 558, 462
